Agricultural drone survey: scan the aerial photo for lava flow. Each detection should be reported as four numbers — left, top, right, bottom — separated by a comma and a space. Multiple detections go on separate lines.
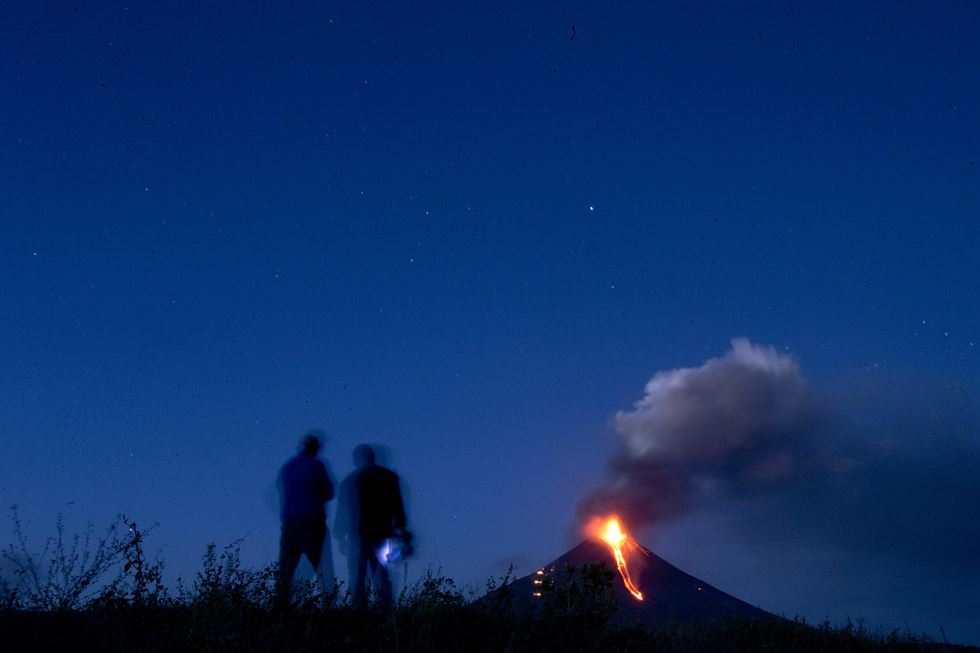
589, 516, 644, 601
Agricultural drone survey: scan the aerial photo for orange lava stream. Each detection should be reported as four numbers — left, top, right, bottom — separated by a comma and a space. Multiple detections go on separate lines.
595, 517, 644, 601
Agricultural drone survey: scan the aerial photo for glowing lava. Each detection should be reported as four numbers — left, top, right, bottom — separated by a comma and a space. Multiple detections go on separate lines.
590, 516, 644, 601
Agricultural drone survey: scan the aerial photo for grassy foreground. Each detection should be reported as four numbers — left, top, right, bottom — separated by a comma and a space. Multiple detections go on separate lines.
1, 511, 972, 653
1, 589, 965, 653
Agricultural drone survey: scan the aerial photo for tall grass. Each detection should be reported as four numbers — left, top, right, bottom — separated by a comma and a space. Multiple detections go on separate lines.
0, 510, 964, 653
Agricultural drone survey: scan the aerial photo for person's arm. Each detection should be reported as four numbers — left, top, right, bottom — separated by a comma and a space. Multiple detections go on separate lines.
275, 466, 286, 517
334, 478, 350, 539
318, 461, 334, 504
391, 474, 407, 531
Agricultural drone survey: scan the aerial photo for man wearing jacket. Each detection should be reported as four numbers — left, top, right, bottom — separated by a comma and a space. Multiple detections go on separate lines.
276, 432, 334, 604
335, 444, 406, 606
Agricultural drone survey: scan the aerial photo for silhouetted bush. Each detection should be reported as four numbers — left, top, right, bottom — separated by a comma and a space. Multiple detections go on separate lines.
0, 510, 968, 653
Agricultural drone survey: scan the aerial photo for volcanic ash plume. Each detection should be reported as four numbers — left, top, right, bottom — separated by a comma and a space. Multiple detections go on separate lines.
578, 338, 817, 530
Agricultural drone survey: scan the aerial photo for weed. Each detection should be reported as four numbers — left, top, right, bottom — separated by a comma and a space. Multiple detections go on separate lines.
1, 505, 128, 611
0, 510, 952, 653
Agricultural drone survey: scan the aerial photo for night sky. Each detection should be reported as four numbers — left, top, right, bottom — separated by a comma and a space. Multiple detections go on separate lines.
2, 1, 979, 644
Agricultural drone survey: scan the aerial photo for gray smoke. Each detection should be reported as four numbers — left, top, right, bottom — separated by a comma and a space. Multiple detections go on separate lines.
578, 338, 980, 561
579, 338, 827, 528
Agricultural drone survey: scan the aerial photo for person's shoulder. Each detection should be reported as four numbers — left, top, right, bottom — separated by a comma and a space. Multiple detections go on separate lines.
340, 468, 360, 484
377, 465, 399, 482
281, 454, 316, 472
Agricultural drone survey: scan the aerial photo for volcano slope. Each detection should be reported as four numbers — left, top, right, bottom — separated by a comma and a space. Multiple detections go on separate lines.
500, 540, 773, 624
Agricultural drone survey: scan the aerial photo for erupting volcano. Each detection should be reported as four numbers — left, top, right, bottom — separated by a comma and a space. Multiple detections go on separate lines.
588, 516, 644, 600
503, 526, 774, 624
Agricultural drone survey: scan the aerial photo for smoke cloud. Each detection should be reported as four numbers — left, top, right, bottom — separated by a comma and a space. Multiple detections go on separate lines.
579, 338, 825, 528
578, 338, 980, 564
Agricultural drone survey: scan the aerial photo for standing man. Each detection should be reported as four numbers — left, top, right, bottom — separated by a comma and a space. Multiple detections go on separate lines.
335, 444, 407, 607
276, 432, 335, 605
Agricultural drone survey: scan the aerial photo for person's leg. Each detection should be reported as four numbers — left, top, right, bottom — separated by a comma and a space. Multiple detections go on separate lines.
276, 520, 302, 605
349, 538, 370, 607
367, 538, 393, 607
317, 525, 336, 603
298, 519, 333, 606
375, 560, 393, 607
301, 518, 326, 570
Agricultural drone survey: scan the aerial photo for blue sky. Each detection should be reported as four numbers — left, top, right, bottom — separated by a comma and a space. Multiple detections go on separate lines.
2, 1, 979, 644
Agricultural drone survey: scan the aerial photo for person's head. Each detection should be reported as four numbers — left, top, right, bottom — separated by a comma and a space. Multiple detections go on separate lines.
300, 432, 322, 456
352, 444, 375, 468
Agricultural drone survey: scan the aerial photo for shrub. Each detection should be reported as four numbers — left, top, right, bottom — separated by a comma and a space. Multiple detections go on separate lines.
1, 506, 129, 611
0, 510, 949, 653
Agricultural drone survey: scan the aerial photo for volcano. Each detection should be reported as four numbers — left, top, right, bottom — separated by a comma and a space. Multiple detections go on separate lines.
504, 540, 773, 623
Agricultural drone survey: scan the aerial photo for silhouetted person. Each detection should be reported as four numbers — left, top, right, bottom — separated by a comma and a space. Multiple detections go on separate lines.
276, 433, 334, 605
335, 444, 407, 607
